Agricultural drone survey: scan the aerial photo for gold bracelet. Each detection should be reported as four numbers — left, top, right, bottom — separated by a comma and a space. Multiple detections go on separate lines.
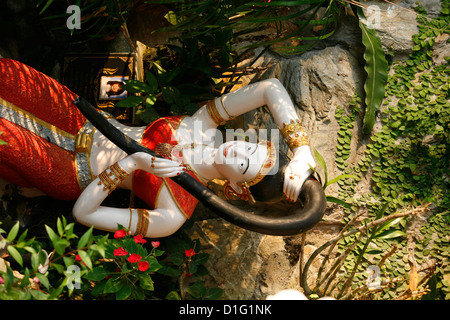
220, 96, 235, 120
279, 119, 309, 149
136, 209, 150, 236
97, 162, 130, 194
128, 208, 133, 231
206, 99, 226, 126
286, 135, 309, 149
110, 162, 128, 180
98, 170, 116, 193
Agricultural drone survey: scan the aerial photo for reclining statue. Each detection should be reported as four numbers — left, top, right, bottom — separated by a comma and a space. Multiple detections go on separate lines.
0, 58, 326, 238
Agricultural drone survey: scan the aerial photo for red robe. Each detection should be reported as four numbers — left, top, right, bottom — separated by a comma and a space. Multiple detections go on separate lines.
0, 58, 200, 218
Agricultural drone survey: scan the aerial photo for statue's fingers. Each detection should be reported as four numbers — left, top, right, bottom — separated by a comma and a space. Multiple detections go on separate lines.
152, 168, 184, 177
289, 179, 302, 202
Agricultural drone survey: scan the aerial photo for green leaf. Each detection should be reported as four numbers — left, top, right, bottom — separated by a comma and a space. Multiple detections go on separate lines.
116, 285, 132, 300
166, 290, 181, 300
30, 289, 49, 300
135, 106, 160, 123
85, 267, 112, 281
357, 8, 389, 135
365, 249, 384, 255
7, 246, 23, 267
54, 239, 70, 256
35, 273, 50, 291
139, 273, 154, 291
104, 277, 123, 293
122, 80, 152, 93
77, 226, 93, 249
191, 251, 208, 264
314, 148, 328, 187
45, 225, 59, 244
326, 196, 352, 209
374, 229, 407, 239
6, 222, 20, 242
56, 218, 64, 237
77, 249, 92, 269
205, 287, 224, 300
376, 217, 404, 234
115, 96, 143, 108
145, 94, 157, 107
186, 280, 207, 298
162, 86, 180, 104
326, 174, 358, 188
146, 71, 159, 92
38, 0, 55, 15
146, 256, 162, 272
157, 262, 180, 277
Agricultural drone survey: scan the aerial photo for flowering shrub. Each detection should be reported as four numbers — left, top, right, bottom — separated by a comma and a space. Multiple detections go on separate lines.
0, 217, 222, 300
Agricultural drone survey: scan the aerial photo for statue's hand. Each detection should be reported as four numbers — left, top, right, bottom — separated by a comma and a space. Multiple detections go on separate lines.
283, 146, 316, 202
131, 152, 184, 177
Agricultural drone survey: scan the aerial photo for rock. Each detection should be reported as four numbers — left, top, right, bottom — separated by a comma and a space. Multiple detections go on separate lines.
188, 217, 343, 299
403, 0, 442, 17
362, 0, 419, 60
433, 34, 450, 65
360, 0, 442, 60
189, 219, 301, 300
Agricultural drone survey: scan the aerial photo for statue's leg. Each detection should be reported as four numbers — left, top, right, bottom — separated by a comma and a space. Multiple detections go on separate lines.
0, 118, 81, 200
0, 59, 88, 200
0, 58, 84, 135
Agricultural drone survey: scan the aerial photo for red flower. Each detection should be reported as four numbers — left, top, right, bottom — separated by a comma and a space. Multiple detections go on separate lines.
114, 229, 127, 239
185, 249, 196, 257
138, 261, 149, 272
127, 253, 142, 263
151, 241, 160, 248
113, 247, 129, 256
75, 254, 86, 266
134, 235, 147, 244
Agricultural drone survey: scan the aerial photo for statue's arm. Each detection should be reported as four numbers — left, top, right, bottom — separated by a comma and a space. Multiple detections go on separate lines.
213, 78, 300, 129
217, 79, 316, 201
72, 153, 186, 237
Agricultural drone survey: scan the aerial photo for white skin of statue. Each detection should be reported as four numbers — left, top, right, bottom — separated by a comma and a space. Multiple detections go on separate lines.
72, 78, 316, 238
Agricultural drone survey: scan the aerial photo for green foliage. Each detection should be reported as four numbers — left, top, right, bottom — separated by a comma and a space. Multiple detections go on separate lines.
356, 7, 389, 135
37, 0, 134, 43
0, 218, 221, 300
150, 0, 341, 56
311, 148, 357, 209
116, 33, 237, 122
318, 4, 450, 300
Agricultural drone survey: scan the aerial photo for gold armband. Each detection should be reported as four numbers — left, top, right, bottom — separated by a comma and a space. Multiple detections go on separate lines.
97, 162, 129, 194
279, 119, 309, 150
220, 96, 236, 120
206, 99, 226, 126
135, 209, 150, 236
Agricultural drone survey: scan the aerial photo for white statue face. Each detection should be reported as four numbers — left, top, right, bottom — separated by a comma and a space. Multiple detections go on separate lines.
213, 141, 268, 192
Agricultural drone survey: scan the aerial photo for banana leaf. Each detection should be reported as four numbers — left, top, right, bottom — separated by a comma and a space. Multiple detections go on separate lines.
357, 7, 389, 135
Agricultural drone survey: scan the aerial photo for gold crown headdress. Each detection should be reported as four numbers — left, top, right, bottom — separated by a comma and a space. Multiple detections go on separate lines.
223, 140, 277, 204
